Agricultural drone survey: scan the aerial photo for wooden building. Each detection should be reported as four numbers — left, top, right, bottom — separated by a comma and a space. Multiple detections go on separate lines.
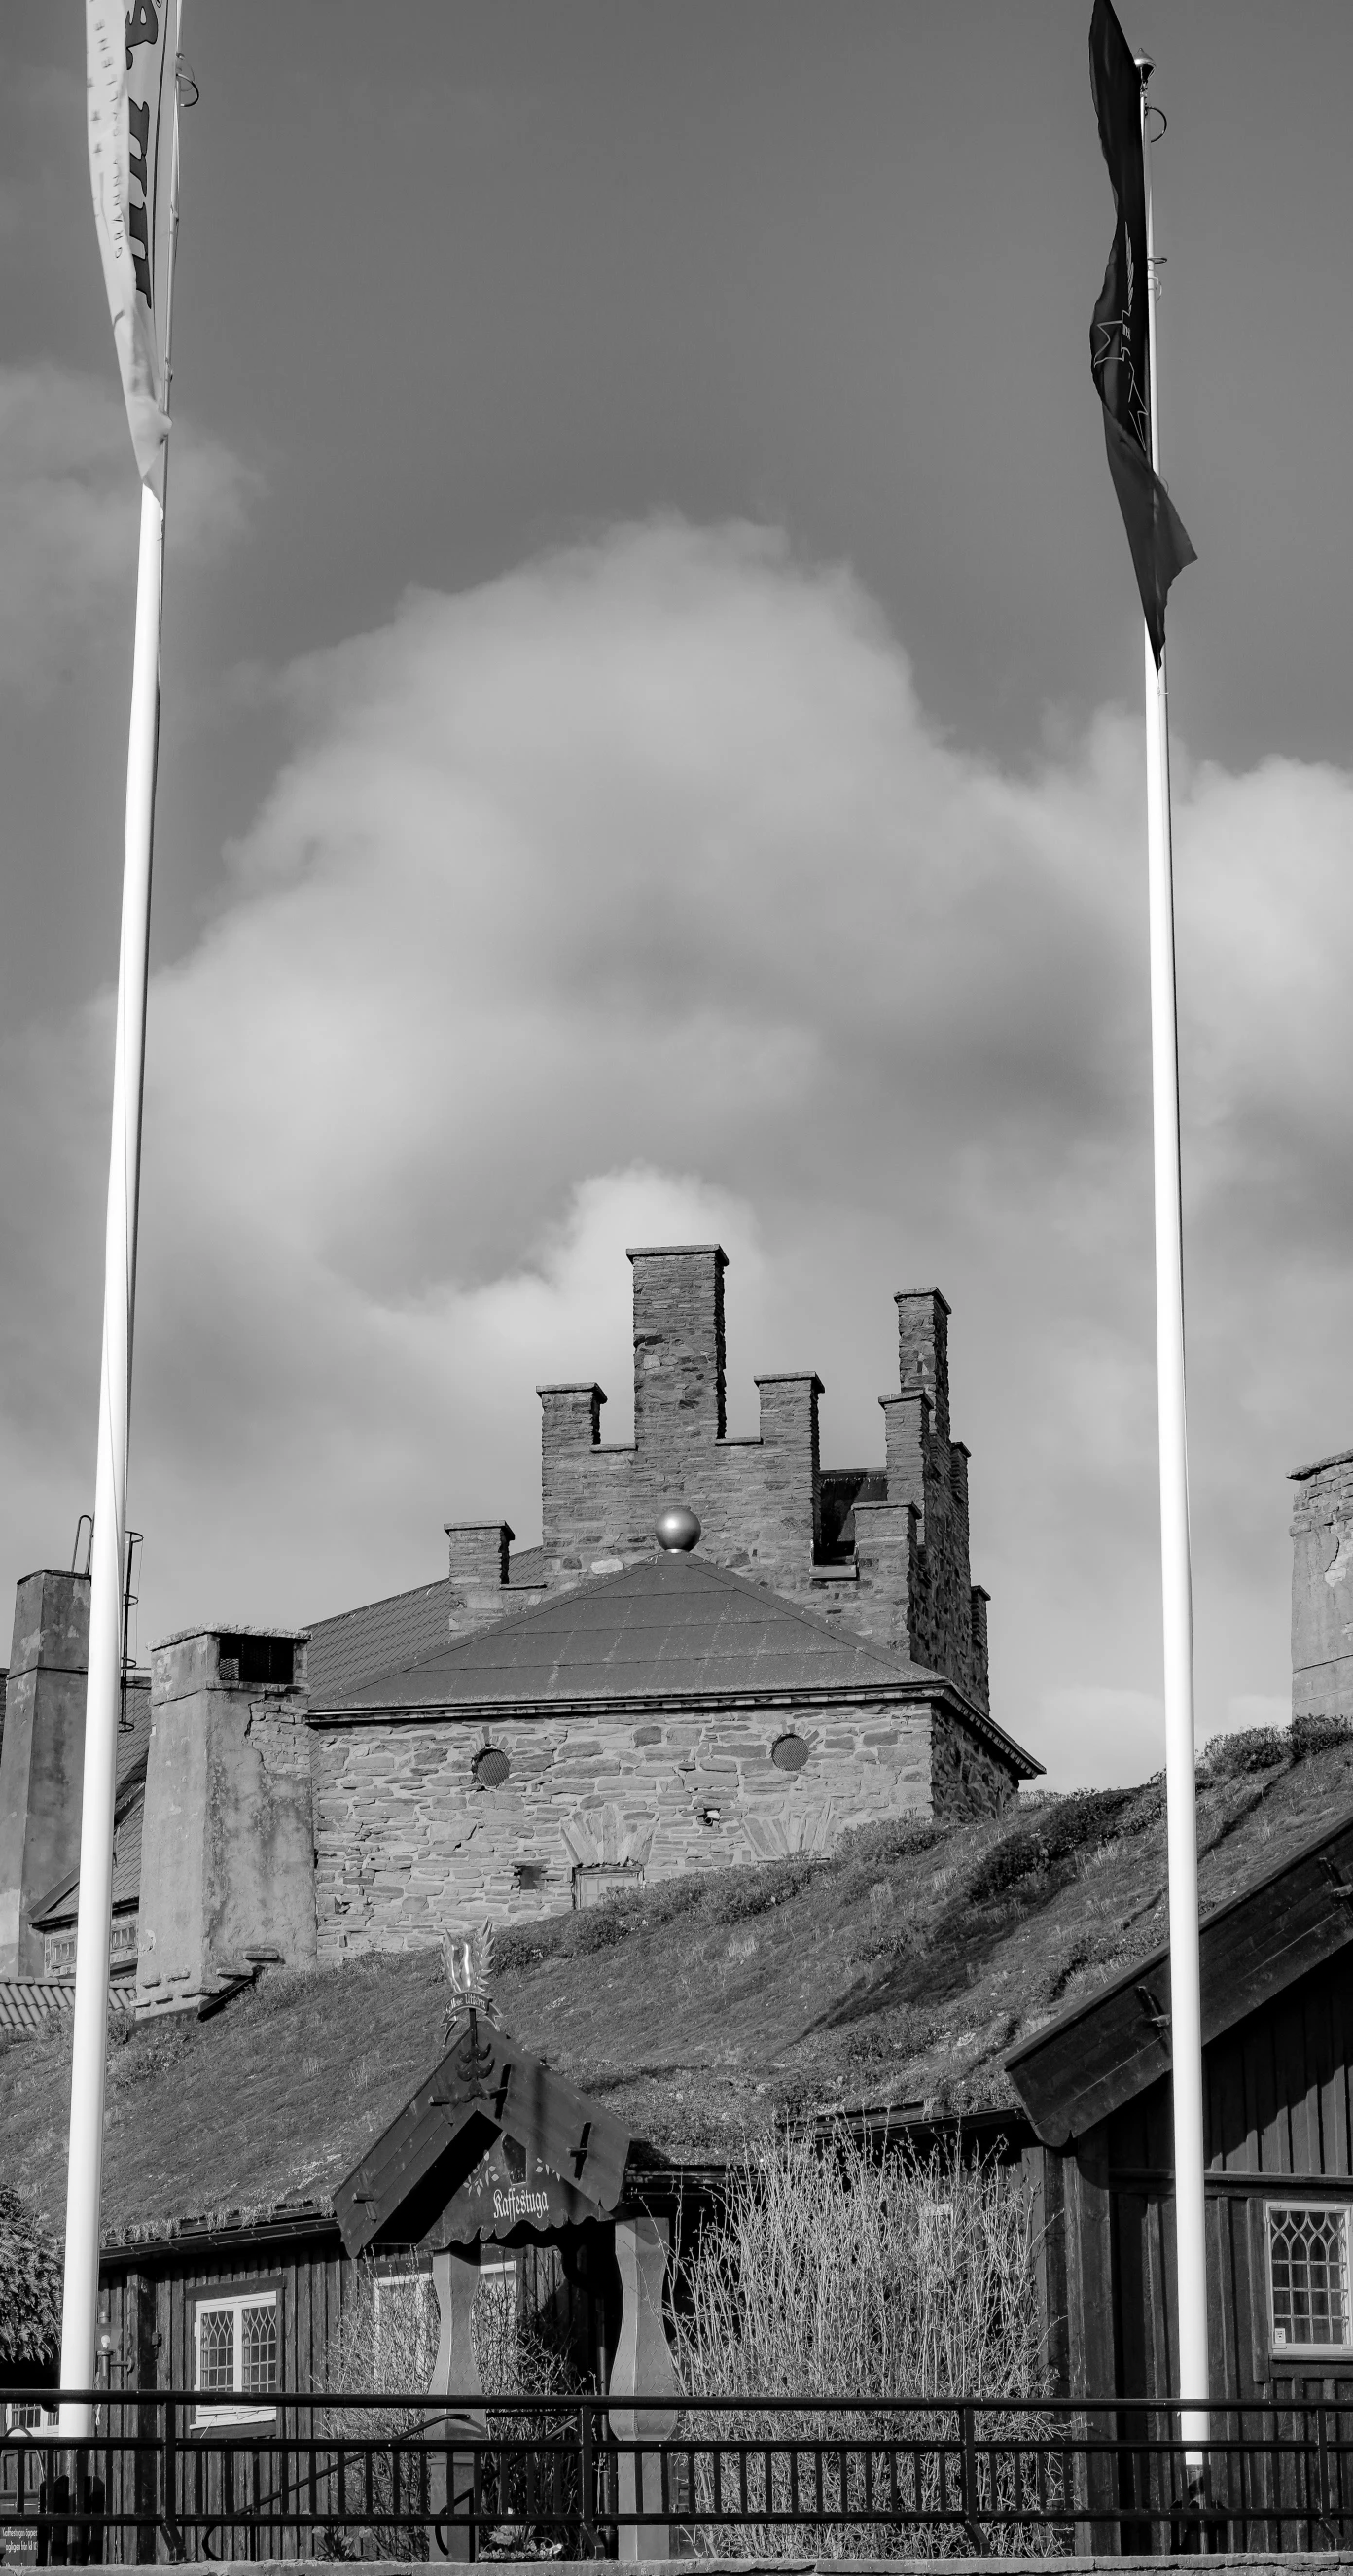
1008, 1804, 1353, 2490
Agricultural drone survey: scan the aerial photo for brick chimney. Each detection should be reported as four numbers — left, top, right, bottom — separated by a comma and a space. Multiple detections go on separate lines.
0, 1570, 89, 1976
630, 1246, 728, 1456
136, 1625, 315, 2017
445, 1521, 516, 1634
853, 1289, 988, 1710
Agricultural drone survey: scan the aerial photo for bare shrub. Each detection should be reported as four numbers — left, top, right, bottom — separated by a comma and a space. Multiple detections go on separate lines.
319, 2258, 583, 2560
670, 2125, 1067, 2558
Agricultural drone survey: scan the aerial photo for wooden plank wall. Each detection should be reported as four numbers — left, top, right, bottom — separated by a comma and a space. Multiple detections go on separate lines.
96, 2226, 611, 2559
1086, 1952, 1353, 2548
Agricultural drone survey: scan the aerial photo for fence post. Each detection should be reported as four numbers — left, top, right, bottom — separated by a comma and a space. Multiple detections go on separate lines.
580, 2400, 597, 2559
160, 2396, 183, 2562
1317, 2398, 1334, 2542
959, 2401, 985, 2556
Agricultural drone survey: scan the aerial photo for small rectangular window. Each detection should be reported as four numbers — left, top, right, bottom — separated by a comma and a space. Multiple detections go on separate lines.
1267, 2202, 1353, 2353
192, 2288, 280, 2425
572, 1862, 643, 1911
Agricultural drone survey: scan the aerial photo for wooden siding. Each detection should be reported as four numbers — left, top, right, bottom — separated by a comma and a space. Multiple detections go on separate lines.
1044, 1953, 1353, 2549
94, 2222, 613, 2559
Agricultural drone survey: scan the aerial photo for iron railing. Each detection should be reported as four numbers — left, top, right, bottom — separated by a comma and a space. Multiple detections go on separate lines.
5, 2387, 1353, 2559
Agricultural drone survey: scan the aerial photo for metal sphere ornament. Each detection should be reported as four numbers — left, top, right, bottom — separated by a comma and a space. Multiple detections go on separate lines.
656, 1502, 701, 1553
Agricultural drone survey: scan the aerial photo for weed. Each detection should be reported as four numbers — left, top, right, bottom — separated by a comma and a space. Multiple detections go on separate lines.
1201, 1728, 1289, 1781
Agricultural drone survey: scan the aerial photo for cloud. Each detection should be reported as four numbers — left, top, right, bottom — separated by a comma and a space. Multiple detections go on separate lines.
0, 364, 257, 696
4, 518, 1353, 1786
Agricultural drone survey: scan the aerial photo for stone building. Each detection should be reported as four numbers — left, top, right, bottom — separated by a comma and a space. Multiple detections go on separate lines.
0, 1244, 1040, 2020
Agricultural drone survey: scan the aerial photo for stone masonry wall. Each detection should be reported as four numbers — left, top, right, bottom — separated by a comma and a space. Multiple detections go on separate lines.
930, 1706, 1016, 1820
1291, 1449, 1353, 1721
311, 1696, 959, 1957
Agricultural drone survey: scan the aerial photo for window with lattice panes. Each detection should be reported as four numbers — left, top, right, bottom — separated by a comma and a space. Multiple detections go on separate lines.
1267, 2203, 1353, 2353
192, 2287, 280, 2424
372, 2270, 440, 2392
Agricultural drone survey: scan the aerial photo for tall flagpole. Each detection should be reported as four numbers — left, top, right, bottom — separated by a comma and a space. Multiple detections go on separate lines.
57, 36, 184, 2443
1136, 51, 1209, 2461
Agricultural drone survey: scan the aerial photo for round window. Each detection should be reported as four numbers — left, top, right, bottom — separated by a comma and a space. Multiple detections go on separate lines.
473, 1746, 511, 1788
770, 1732, 810, 1774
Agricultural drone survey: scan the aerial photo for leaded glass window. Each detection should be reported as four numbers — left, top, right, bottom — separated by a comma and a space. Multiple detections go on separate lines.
1267, 2204, 1353, 2350
193, 2289, 280, 2422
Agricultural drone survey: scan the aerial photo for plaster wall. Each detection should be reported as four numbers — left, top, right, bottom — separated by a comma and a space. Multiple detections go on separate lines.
136, 1628, 317, 2016
0, 1570, 89, 1975
1292, 1452, 1353, 1721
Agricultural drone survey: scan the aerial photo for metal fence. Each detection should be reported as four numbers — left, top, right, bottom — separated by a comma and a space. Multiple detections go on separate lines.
6, 2387, 1353, 2560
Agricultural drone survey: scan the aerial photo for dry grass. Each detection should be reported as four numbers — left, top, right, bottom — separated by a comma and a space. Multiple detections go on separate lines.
671, 2125, 1061, 2557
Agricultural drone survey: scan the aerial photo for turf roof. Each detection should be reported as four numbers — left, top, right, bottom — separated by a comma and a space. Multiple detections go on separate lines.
2, 1720, 1351, 2248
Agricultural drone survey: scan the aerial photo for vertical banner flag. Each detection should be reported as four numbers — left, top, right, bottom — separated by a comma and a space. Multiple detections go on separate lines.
1088, 0, 1194, 663
87, 0, 179, 483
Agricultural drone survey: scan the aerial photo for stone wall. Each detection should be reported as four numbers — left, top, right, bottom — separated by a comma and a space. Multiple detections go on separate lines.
310, 1694, 1009, 1957
1291, 1448, 1353, 1721
930, 1702, 1017, 1820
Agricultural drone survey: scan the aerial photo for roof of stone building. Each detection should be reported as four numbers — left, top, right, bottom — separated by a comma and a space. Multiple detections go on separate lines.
19, 1694, 152, 1938
305, 1549, 550, 1701
316, 1548, 964, 1719
31, 1761, 146, 1932
3, 1720, 1352, 2246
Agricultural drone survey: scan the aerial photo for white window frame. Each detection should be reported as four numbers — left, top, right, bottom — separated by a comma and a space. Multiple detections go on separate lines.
3, 2402, 57, 2432
1266, 2199, 1353, 2359
191, 2285, 281, 2428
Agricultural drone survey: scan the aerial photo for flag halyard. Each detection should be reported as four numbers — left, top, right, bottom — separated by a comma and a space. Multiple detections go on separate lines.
87, 0, 179, 484
1088, 0, 1195, 662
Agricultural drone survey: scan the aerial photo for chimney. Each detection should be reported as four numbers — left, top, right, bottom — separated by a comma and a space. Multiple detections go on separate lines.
445, 1521, 518, 1635
445, 1522, 513, 1594
136, 1625, 314, 2017
897, 1289, 950, 1441
0, 1570, 90, 1976
538, 1384, 607, 1554
629, 1245, 728, 1455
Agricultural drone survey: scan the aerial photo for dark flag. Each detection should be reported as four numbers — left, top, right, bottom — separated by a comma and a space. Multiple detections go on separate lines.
1088, 0, 1195, 664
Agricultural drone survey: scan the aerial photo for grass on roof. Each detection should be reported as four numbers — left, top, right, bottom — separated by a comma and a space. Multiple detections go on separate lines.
3, 1717, 1352, 2243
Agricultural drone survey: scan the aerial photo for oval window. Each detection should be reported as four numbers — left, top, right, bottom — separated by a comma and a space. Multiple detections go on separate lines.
770, 1733, 810, 1774
473, 1746, 511, 1788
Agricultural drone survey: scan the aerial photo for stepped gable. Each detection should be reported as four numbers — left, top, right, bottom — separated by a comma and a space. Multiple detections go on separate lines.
323, 1547, 944, 1712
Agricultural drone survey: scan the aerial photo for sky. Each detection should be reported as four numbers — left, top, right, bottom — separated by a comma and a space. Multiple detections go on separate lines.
2, 2, 1352, 1790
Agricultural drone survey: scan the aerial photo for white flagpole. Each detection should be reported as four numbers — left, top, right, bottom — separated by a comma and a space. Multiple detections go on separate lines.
1137, 52, 1209, 2462
57, 45, 183, 2443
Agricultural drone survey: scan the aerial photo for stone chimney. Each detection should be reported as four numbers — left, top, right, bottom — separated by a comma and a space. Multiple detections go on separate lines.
0, 1570, 89, 1976
136, 1625, 315, 2017
853, 1289, 988, 1710
445, 1521, 517, 1634
630, 1245, 728, 1457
